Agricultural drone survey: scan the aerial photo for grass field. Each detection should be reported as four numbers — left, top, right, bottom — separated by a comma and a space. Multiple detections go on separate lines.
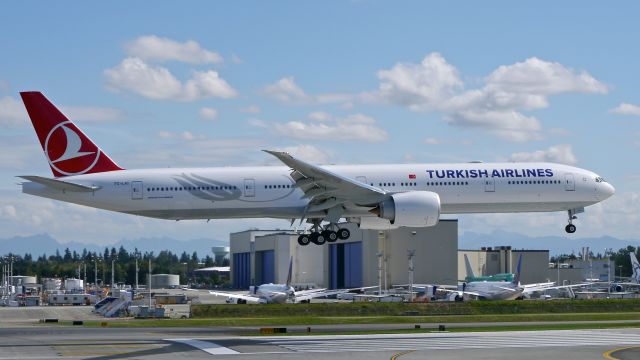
75, 311, 640, 328
57, 299, 640, 335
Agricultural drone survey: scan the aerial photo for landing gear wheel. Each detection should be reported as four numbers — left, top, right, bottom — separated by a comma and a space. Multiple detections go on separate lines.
337, 228, 350, 240
565, 224, 576, 234
297, 234, 311, 246
323, 230, 338, 243
311, 232, 326, 245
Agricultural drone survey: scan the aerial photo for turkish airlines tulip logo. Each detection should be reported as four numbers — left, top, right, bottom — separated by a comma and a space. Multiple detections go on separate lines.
44, 121, 101, 176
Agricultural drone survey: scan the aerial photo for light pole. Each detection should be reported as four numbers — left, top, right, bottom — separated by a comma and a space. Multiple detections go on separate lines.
111, 256, 118, 293
93, 256, 101, 295
181, 262, 188, 287
148, 257, 152, 310
134, 251, 140, 291
407, 249, 415, 302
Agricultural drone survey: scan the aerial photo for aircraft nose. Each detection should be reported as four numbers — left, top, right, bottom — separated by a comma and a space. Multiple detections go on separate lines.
601, 182, 615, 200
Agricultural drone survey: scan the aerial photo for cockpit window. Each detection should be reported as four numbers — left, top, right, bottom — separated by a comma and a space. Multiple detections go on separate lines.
595, 177, 606, 183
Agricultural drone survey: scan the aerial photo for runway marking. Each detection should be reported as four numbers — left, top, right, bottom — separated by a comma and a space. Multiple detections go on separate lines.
254, 330, 640, 353
391, 350, 415, 359
168, 338, 239, 355
603, 346, 640, 360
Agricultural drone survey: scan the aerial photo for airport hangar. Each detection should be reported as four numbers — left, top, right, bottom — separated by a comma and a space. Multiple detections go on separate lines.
229, 220, 555, 290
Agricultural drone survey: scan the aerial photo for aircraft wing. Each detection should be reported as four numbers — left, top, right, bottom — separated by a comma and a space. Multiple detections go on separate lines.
208, 291, 262, 304
519, 282, 557, 294
264, 150, 387, 213
294, 289, 349, 303
19, 175, 101, 192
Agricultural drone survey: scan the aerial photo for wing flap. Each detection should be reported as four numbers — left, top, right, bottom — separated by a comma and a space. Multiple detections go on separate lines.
264, 150, 387, 207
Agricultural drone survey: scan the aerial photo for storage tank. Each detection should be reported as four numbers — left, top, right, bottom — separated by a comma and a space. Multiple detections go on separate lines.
212, 246, 230, 265
10, 275, 37, 286
150, 274, 180, 288
64, 278, 84, 292
42, 278, 62, 291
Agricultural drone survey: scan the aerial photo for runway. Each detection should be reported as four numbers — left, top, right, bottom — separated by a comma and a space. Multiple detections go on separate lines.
0, 326, 639, 359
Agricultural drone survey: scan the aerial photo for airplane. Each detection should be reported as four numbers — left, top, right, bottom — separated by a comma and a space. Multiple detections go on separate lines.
208, 257, 343, 304
631, 252, 640, 283
446, 255, 556, 301
603, 252, 640, 292
463, 254, 514, 282
18, 92, 615, 247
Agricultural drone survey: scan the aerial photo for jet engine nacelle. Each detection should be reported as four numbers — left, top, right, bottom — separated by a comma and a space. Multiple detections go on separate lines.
372, 191, 440, 228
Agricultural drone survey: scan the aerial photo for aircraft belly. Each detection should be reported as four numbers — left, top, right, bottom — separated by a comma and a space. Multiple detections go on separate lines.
441, 201, 596, 214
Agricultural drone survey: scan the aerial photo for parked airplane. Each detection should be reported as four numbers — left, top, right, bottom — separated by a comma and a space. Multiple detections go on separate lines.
463, 254, 514, 282
607, 252, 640, 292
208, 258, 342, 304
447, 255, 555, 301
631, 252, 640, 283
19, 92, 615, 246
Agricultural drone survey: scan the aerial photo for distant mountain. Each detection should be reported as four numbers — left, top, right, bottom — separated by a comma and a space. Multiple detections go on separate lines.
2, 230, 638, 258
0, 233, 228, 258
460, 229, 640, 255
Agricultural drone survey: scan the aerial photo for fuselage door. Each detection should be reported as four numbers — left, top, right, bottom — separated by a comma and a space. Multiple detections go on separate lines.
131, 181, 143, 200
564, 174, 575, 191
244, 178, 255, 197
484, 178, 495, 192
355, 176, 368, 184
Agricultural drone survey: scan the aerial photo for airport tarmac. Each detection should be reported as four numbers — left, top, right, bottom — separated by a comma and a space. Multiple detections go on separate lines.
0, 325, 639, 359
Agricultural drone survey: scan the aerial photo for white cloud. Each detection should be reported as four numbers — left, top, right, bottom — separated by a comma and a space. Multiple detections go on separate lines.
125, 35, 223, 64
104, 57, 237, 101
308, 111, 332, 121
273, 113, 388, 143
509, 144, 577, 165
367, 54, 605, 142
0, 96, 27, 126
610, 103, 640, 116
485, 57, 608, 95
446, 110, 542, 142
373, 52, 463, 111
247, 118, 268, 128
157, 130, 204, 141
279, 144, 331, 163
0, 96, 124, 126
262, 77, 309, 103
424, 137, 445, 145
239, 105, 261, 114
199, 107, 218, 121
60, 106, 124, 122
262, 77, 352, 105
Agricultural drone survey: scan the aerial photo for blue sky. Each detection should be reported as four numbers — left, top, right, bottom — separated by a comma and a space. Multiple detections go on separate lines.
0, 1, 638, 246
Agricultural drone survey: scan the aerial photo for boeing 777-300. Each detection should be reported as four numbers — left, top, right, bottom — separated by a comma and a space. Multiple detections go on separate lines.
18, 92, 615, 246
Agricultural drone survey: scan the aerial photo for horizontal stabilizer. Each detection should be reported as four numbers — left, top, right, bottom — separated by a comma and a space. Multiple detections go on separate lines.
18, 175, 100, 192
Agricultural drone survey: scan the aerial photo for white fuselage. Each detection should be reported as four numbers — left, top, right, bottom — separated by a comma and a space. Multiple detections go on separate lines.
253, 284, 295, 304
22, 162, 614, 221
462, 281, 524, 301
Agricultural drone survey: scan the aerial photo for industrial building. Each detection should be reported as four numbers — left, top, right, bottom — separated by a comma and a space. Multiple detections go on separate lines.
549, 259, 616, 285
459, 246, 551, 284
229, 220, 458, 289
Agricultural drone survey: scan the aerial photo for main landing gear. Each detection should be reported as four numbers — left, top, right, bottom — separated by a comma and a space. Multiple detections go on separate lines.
297, 222, 351, 246
565, 208, 582, 234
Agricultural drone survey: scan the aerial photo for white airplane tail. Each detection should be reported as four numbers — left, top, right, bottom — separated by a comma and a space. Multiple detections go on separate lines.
464, 254, 475, 278
631, 252, 640, 283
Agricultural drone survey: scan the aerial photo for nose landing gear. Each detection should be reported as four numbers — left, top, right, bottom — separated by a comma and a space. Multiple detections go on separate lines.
565, 208, 583, 234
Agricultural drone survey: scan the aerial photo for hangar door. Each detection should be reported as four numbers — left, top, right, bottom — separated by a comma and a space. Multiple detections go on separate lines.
255, 250, 275, 285
232, 252, 250, 289
330, 242, 363, 289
